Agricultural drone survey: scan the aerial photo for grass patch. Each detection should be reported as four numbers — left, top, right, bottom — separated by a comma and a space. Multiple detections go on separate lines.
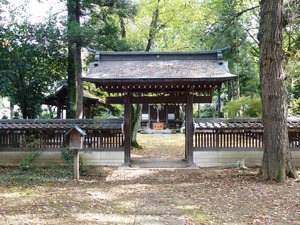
0, 166, 74, 186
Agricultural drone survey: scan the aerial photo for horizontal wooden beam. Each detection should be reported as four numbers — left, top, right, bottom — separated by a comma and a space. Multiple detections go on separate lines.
0, 147, 124, 152
194, 96, 212, 103
105, 96, 212, 104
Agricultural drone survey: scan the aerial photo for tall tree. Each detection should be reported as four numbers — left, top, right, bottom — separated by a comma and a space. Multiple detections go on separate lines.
0, 20, 67, 118
127, 0, 201, 51
130, 0, 163, 148
83, 0, 137, 51
258, 0, 298, 182
67, 0, 83, 119
66, 0, 137, 119
195, 0, 260, 99
82, 0, 140, 146
284, 0, 300, 113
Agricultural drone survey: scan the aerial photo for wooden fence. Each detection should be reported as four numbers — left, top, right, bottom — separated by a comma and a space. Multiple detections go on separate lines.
1, 118, 300, 152
194, 130, 264, 148
193, 118, 300, 150
0, 119, 124, 152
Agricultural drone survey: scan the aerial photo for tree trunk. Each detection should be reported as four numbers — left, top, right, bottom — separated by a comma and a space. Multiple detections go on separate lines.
131, 104, 142, 149
76, 45, 83, 119
66, 0, 82, 119
120, 17, 126, 39
145, 0, 160, 52
258, 0, 298, 182
130, 0, 162, 148
10, 102, 14, 119
67, 41, 77, 119
236, 77, 240, 99
227, 80, 235, 101
75, 0, 83, 119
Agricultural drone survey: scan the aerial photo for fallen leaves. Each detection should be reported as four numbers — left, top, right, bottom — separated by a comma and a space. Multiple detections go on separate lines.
1, 132, 300, 224
1, 167, 300, 224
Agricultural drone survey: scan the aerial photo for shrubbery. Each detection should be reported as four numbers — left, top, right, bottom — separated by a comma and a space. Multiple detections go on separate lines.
223, 96, 262, 118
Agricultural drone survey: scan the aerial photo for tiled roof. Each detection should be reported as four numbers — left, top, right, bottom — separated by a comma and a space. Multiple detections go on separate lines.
1, 118, 300, 131
81, 50, 237, 92
85, 60, 235, 81
194, 118, 300, 130
0, 119, 123, 131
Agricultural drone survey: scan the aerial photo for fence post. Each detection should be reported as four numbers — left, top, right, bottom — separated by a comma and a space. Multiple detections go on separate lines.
65, 126, 86, 180
74, 149, 79, 179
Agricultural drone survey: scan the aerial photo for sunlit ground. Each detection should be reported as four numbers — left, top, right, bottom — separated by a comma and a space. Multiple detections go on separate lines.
132, 133, 185, 159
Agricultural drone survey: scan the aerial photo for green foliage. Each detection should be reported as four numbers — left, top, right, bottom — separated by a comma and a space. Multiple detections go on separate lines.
283, 10, 300, 101
235, 159, 248, 170
61, 148, 86, 174
83, 0, 138, 51
0, 18, 67, 118
0, 166, 73, 186
83, 83, 123, 118
286, 51, 300, 101
22, 138, 41, 149
126, 0, 261, 100
195, 0, 260, 97
126, 0, 204, 51
39, 107, 56, 119
1, 0, 298, 122
19, 137, 42, 171
19, 151, 41, 171
290, 98, 300, 116
61, 148, 74, 165
194, 104, 218, 118
223, 96, 262, 118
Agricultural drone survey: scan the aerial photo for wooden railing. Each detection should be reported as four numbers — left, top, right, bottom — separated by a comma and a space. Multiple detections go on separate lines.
194, 130, 264, 149
0, 119, 124, 152
1, 118, 299, 152
193, 118, 300, 150
0, 130, 124, 151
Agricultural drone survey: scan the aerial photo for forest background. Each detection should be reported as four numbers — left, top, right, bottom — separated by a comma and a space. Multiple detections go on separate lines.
0, 0, 299, 119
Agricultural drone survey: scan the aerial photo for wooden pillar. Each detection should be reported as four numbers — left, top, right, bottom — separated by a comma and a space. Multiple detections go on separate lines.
185, 92, 194, 164
217, 87, 221, 118
91, 104, 94, 119
74, 149, 79, 179
147, 104, 151, 128
57, 106, 61, 119
165, 104, 169, 129
124, 93, 131, 165
85, 104, 92, 119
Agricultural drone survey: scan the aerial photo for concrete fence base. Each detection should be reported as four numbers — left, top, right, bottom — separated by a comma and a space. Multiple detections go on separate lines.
2, 150, 300, 168
193, 150, 300, 167
0, 151, 124, 167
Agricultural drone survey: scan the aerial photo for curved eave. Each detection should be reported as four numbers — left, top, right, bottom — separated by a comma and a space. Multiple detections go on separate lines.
81, 75, 237, 86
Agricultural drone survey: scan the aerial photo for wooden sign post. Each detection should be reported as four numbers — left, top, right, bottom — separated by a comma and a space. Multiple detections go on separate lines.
65, 125, 86, 180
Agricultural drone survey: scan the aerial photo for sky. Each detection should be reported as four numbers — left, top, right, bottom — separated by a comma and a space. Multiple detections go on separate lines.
6, 0, 65, 23
28, 0, 66, 22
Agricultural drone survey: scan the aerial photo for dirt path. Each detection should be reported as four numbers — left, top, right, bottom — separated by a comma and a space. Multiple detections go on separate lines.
1, 134, 300, 224
1, 167, 300, 225
132, 133, 186, 159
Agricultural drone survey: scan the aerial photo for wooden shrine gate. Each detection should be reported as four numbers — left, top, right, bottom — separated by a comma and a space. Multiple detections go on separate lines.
82, 49, 236, 165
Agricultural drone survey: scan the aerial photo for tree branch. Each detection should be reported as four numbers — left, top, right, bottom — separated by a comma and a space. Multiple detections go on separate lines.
220, 5, 259, 35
